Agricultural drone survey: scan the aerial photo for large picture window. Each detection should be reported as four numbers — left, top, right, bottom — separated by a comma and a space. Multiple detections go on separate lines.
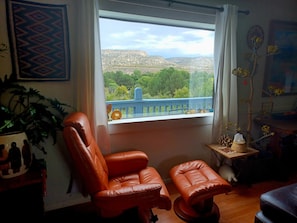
99, 13, 215, 120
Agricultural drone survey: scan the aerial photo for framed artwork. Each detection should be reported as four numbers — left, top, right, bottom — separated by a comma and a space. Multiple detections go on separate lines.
263, 20, 297, 96
6, 0, 70, 81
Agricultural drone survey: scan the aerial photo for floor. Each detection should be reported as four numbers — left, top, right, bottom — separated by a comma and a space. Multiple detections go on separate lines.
43, 171, 297, 223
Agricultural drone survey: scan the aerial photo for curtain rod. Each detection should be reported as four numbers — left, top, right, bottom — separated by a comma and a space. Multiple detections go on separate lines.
160, 0, 250, 15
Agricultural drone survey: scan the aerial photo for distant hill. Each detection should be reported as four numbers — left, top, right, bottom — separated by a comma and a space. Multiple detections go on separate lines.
101, 49, 214, 74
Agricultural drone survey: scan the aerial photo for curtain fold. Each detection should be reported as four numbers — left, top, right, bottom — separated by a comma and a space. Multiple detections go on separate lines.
212, 4, 238, 143
73, 0, 111, 154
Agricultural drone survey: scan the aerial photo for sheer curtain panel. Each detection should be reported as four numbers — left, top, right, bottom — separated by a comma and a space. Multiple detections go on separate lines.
212, 4, 238, 143
73, 0, 110, 153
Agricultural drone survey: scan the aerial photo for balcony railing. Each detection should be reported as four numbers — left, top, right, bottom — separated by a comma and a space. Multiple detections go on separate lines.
107, 88, 213, 119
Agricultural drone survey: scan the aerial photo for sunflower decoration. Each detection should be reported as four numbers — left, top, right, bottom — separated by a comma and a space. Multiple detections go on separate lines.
261, 125, 275, 136
267, 85, 285, 96
231, 25, 280, 145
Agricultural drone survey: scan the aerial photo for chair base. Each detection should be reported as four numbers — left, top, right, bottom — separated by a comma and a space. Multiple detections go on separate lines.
173, 196, 220, 223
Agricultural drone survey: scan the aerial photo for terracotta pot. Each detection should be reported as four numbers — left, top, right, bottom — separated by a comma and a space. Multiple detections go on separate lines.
0, 131, 32, 179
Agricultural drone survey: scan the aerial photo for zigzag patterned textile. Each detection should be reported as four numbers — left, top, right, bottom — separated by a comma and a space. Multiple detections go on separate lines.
7, 0, 70, 80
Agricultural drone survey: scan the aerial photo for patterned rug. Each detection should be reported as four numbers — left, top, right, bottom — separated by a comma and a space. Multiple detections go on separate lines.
6, 0, 70, 81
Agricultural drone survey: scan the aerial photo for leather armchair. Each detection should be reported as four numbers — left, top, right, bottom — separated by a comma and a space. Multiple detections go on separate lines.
62, 112, 171, 222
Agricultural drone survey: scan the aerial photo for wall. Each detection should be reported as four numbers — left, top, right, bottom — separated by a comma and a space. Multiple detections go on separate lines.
0, 0, 88, 211
0, 0, 296, 211
234, 0, 297, 134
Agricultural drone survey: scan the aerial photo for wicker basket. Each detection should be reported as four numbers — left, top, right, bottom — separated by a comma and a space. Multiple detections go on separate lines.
231, 142, 247, 153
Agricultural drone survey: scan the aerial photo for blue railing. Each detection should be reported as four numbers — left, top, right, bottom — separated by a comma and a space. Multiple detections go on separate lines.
107, 87, 213, 119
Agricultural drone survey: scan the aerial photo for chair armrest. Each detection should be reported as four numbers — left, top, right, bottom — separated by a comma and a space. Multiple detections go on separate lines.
104, 150, 149, 177
92, 183, 162, 217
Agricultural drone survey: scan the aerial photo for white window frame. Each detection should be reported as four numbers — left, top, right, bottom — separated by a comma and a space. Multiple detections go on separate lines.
99, 9, 215, 125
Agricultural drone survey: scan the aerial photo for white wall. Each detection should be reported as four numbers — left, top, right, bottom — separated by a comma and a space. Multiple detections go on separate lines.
0, 0, 296, 211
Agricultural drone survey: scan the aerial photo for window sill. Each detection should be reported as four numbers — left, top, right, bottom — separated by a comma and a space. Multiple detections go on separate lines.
108, 112, 213, 124
108, 113, 213, 134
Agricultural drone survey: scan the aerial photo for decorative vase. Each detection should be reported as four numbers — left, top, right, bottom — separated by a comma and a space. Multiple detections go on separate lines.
111, 110, 122, 120
0, 131, 32, 179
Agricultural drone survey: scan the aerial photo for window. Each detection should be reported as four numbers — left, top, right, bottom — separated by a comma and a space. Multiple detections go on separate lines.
99, 12, 214, 121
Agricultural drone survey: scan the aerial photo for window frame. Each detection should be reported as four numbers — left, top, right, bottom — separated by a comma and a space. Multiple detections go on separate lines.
99, 10, 215, 124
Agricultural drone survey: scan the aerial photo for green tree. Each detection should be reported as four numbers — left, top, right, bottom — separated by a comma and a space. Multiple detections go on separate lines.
103, 68, 213, 100
131, 70, 142, 82
136, 74, 153, 97
174, 86, 189, 98
189, 71, 213, 97
104, 71, 135, 90
114, 85, 130, 100
148, 67, 189, 97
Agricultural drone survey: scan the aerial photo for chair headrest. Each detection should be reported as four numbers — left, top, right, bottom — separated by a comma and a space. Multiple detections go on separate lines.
63, 112, 93, 146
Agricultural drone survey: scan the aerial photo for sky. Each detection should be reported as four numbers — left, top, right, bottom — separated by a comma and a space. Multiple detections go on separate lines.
99, 18, 214, 58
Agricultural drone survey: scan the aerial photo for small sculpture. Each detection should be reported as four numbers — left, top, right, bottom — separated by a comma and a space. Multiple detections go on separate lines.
219, 164, 238, 183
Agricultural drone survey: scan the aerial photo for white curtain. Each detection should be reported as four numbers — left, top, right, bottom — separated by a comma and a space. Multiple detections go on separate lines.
212, 4, 238, 143
73, 0, 111, 153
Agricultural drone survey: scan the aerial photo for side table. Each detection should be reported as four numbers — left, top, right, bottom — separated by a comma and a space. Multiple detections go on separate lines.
0, 159, 46, 220
206, 144, 259, 161
206, 144, 259, 184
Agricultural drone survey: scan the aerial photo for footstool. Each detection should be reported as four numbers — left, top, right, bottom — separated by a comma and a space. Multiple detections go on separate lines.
170, 160, 232, 223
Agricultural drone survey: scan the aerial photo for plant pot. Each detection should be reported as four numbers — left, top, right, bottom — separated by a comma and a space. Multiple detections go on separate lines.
0, 131, 32, 179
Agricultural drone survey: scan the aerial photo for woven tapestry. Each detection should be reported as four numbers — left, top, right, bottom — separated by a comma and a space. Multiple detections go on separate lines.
6, 0, 70, 81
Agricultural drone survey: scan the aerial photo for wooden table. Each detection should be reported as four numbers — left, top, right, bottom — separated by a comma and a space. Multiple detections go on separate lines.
206, 144, 259, 160
206, 144, 259, 184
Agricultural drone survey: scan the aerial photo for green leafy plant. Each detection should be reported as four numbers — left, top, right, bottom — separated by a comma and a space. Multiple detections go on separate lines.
0, 74, 71, 154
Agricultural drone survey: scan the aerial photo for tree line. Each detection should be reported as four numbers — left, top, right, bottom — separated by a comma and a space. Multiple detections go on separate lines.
104, 67, 214, 101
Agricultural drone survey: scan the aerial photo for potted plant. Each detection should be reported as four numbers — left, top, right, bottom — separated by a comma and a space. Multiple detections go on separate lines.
0, 74, 71, 178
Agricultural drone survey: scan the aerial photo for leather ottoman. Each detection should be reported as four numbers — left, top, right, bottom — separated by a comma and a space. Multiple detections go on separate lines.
170, 160, 232, 223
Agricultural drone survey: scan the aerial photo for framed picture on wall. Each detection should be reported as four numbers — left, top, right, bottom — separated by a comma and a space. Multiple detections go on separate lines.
263, 20, 297, 96
6, 0, 70, 81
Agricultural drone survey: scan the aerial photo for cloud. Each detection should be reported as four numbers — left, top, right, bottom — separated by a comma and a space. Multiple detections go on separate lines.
100, 18, 214, 57
110, 31, 137, 38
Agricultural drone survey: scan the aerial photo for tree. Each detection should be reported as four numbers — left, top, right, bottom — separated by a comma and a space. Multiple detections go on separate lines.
114, 85, 130, 100
174, 86, 189, 98
103, 67, 214, 101
189, 71, 213, 97
136, 75, 153, 97
148, 67, 189, 97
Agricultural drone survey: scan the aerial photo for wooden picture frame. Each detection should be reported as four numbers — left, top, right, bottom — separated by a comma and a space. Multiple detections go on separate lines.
6, 0, 70, 81
263, 20, 297, 96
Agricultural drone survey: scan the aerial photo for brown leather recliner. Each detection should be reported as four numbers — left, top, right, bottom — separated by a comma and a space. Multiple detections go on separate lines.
62, 112, 171, 222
